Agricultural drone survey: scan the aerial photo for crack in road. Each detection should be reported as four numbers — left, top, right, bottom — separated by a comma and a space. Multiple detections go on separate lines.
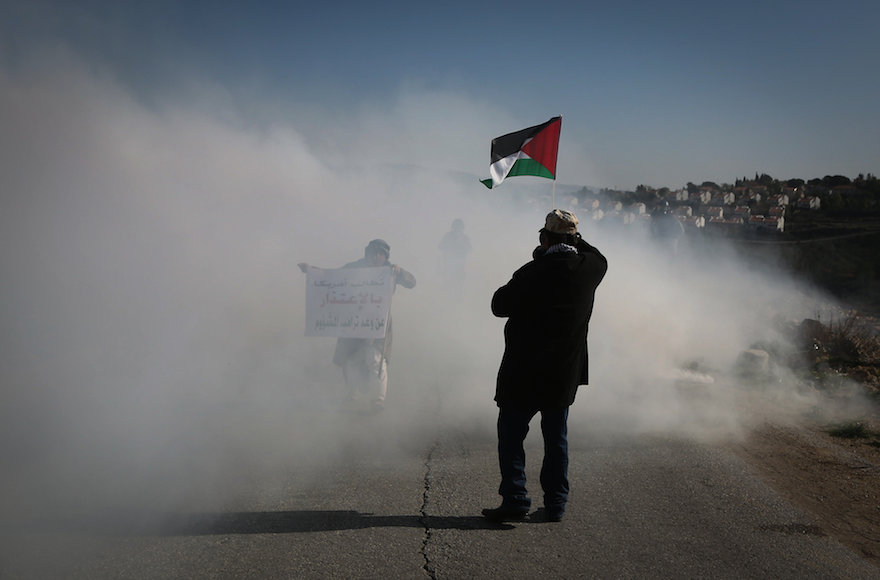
419, 439, 439, 580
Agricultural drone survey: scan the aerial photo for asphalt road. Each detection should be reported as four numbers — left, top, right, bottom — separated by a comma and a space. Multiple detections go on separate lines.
2, 399, 879, 580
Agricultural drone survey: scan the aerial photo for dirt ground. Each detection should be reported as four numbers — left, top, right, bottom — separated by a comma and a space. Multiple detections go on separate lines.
728, 414, 880, 566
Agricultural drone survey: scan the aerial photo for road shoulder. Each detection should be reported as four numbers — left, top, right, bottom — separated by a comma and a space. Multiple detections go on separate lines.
727, 419, 880, 565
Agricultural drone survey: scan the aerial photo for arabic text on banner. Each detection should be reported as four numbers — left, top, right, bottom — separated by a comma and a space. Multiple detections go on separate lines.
305, 267, 392, 338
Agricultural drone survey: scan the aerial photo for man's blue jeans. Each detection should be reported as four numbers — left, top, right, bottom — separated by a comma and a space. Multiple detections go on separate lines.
497, 406, 570, 511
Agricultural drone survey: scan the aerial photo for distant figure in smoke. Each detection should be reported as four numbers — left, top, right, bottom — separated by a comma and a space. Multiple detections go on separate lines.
650, 200, 685, 254
482, 210, 607, 523
298, 239, 416, 413
437, 218, 472, 300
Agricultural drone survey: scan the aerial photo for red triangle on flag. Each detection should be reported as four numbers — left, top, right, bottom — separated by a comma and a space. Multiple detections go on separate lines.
520, 118, 561, 176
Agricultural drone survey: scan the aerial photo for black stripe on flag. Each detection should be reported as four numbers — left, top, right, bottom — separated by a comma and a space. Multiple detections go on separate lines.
489, 116, 561, 163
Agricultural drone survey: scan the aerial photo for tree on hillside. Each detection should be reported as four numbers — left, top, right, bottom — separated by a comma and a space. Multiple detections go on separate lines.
855, 174, 879, 197
823, 175, 851, 187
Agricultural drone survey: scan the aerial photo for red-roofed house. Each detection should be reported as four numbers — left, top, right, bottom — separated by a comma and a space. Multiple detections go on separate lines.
689, 191, 710, 205
767, 194, 790, 206
710, 192, 735, 206
674, 206, 693, 218
733, 206, 751, 220
797, 196, 821, 209
629, 202, 647, 215
748, 215, 785, 232
680, 216, 705, 229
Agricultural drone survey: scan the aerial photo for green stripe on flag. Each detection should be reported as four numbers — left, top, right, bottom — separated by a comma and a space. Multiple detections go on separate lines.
506, 158, 555, 180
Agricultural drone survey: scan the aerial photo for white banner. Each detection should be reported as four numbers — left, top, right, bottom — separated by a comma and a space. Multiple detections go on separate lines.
305, 266, 393, 338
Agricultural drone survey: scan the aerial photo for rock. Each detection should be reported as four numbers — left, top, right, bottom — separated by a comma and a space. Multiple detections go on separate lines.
737, 349, 770, 376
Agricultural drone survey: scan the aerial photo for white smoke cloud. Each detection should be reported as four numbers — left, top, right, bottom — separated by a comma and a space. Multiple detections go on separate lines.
0, 49, 533, 515
0, 47, 845, 519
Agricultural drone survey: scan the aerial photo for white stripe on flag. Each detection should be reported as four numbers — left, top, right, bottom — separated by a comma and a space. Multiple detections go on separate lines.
489, 151, 532, 188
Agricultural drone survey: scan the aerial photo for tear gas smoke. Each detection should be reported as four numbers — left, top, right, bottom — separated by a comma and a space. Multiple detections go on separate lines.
0, 52, 862, 520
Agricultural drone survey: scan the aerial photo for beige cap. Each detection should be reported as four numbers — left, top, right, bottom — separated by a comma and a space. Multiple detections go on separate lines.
544, 209, 578, 235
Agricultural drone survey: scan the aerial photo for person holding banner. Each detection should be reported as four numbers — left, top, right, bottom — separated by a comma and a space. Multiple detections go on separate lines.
482, 210, 607, 523
298, 239, 416, 413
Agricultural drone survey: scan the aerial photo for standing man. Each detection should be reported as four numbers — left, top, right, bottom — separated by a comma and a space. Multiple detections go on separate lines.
482, 210, 607, 522
437, 218, 472, 301
299, 239, 416, 413
650, 200, 685, 255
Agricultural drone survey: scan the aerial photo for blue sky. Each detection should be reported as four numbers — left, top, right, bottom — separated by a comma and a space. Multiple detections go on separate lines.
3, 0, 878, 190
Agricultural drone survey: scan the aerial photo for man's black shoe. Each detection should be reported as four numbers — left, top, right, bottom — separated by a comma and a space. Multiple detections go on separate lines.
529, 507, 564, 522
481, 506, 529, 522
544, 507, 564, 522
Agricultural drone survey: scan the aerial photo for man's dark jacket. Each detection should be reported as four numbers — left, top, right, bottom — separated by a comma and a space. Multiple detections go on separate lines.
492, 238, 607, 410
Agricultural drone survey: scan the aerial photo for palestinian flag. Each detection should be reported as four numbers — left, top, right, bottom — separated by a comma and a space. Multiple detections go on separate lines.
481, 116, 561, 189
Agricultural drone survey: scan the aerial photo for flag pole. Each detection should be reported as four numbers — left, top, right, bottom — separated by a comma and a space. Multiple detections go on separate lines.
552, 114, 561, 210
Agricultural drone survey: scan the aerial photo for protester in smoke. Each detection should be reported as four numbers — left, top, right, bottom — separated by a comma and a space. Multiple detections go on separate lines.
650, 200, 685, 254
298, 239, 416, 413
482, 210, 607, 522
437, 218, 472, 301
